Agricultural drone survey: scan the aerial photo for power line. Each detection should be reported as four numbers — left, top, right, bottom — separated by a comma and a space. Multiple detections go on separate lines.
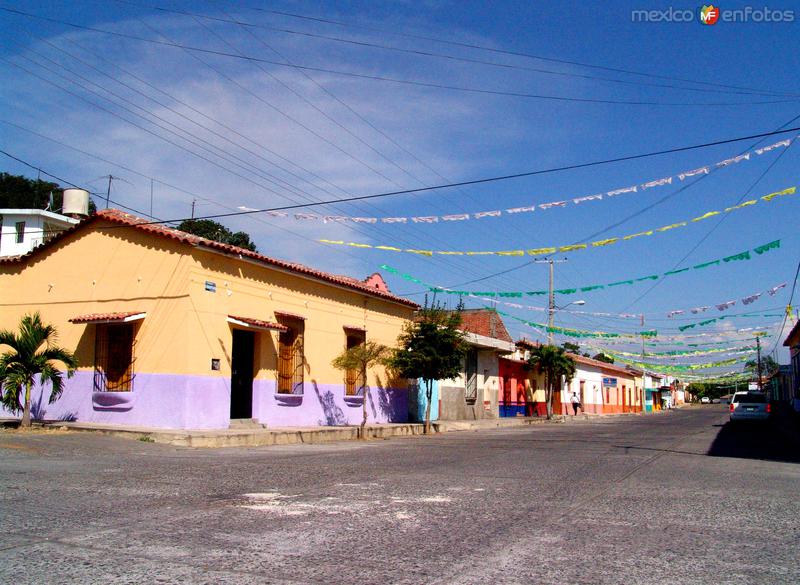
70, 124, 800, 227
117, 0, 797, 99
3, 6, 799, 107
249, 5, 798, 99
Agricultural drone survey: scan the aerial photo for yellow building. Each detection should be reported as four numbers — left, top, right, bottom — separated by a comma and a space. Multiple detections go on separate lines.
0, 209, 417, 429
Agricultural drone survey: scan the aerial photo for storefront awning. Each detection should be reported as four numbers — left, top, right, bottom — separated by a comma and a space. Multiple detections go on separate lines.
69, 311, 146, 324
227, 315, 288, 332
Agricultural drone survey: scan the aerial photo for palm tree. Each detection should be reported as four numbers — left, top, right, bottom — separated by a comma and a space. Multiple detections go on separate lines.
332, 341, 390, 439
0, 312, 77, 428
527, 344, 576, 419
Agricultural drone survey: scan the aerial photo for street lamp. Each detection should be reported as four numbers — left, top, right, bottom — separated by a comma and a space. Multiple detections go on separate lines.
548, 299, 586, 344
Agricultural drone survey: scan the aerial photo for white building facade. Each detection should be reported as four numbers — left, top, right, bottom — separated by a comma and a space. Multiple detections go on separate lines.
0, 209, 78, 258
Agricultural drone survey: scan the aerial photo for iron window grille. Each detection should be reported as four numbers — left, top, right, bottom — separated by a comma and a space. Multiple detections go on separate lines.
93, 323, 136, 392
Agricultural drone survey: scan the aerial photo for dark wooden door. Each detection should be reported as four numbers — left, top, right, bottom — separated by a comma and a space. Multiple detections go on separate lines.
230, 329, 255, 419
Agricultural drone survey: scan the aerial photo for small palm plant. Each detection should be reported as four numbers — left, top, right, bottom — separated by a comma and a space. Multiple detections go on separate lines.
332, 341, 390, 439
527, 344, 576, 420
0, 312, 77, 428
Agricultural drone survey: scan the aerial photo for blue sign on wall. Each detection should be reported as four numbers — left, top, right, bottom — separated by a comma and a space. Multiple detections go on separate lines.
602, 377, 617, 387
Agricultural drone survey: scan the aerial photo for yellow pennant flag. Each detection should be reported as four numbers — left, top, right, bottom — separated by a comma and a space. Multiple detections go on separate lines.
527, 247, 557, 255
592, 238, 618, 247
623, 230, 654, 240
691, 211, 720, 222
559, 244, 588, 252
725, 200, 757, 212
762, 186, 796, 202
656, 222, 688, 232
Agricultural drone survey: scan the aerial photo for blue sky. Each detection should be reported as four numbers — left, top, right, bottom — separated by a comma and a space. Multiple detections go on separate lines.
1, 1, 798, 369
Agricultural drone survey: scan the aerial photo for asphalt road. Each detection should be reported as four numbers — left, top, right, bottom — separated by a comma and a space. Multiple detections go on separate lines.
1, 406, 798, 585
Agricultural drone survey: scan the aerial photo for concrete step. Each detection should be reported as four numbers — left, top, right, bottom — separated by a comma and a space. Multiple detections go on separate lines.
228, 418, 266, 429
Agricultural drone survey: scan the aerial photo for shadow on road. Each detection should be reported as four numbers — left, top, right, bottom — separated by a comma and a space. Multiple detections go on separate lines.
707, 418, 800, 464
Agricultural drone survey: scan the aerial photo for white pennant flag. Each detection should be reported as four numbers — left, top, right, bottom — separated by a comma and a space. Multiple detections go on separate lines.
473, 210, 502, 219
323, 216, 348, 223
606, 186, 638, 197
573, 194, 603, 204
716, 300, 736, 311
768, 282, 787, 296
691, 306, 710, 314
267, 211, 288, 218
667, 310, 685, 318
716, 153, 750, 167
412, 216, 439, 223
755, 139, 791, 155
641, 177, 673, 189
381, 217, 407, 223
352, 217, 378, 224
741, 292, 762, 305
294, 213, 318, 221
442, 214, 470, 221
678, 167, 710, 180
506, 206, 536, 214
539, 201, 567, 210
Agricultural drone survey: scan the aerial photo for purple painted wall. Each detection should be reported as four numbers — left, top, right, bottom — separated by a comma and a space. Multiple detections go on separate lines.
0, 371, 230, 429
1, 371, 408, 430
252, 380, 408, 427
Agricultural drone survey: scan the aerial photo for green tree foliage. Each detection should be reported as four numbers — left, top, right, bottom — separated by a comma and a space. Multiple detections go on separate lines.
592, 352, 614, 364
0, 172, 96, 213
0, 313, 78, 428
527, 345, 576, 420
331, 341, 390, 439
177, 219, 257, 252
744, 355, 779, 377
561, 342, 580, 353
387, 301, 467, 434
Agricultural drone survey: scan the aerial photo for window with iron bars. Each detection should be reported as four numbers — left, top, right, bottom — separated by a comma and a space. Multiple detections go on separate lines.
277, 319, 304, 394
464, 348, 478, 404
344, 331, 366, 396
93, 323, 136, 392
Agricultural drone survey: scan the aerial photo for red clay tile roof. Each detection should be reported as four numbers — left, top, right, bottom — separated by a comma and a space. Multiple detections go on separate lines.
2, 209, 418, 309
567, 352, 635, 378
69, 311, 145, 324
227, 315, 288, 332
458, 309, 513, 343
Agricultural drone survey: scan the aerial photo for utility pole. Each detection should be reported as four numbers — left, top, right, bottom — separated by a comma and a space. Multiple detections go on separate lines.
149, 178, 154, 217
755, 335, 763, 392
534, 258, 568, 345
105, 175, 113, 209
191, 199, 196, 219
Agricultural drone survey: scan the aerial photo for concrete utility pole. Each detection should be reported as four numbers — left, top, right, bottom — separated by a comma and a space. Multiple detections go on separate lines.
756, 335, 763, 392
534, 258, 568, 345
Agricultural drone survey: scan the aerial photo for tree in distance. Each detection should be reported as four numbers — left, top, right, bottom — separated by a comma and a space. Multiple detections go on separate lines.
177, 218, 257, 252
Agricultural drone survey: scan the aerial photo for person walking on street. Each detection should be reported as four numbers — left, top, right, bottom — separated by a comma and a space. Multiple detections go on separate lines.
571, 392, 581, 415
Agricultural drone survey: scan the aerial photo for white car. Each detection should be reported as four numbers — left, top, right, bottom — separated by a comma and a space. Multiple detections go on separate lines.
729, 392, 770, 422
700, 397, 711, 404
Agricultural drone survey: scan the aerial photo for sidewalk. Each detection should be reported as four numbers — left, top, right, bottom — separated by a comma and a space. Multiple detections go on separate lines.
4, 409, 671, 448
25, 416, 557, 448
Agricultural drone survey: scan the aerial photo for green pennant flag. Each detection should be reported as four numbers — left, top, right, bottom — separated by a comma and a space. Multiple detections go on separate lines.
498, 292, 523, 298
580, 285, 605, 292
608, 280, 634, 287
664, 267, 690, 276
555, 288, 578, 294
723, 251, 750, 262
527, 291, 547, 296
474, 292, 496, 297
635, 275, 659, 282
693, 260, 720, 270
699, 318, 717, 326
679, 323, 697, 332
753, 240, 780, 254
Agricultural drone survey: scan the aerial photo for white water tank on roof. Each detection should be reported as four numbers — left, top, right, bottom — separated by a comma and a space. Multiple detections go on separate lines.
62, 188, 89, 217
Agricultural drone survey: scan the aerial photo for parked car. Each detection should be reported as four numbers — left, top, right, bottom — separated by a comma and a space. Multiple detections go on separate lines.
700, 397, 711, 404
729, 391, 770, 422
711, 398, 720, 404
